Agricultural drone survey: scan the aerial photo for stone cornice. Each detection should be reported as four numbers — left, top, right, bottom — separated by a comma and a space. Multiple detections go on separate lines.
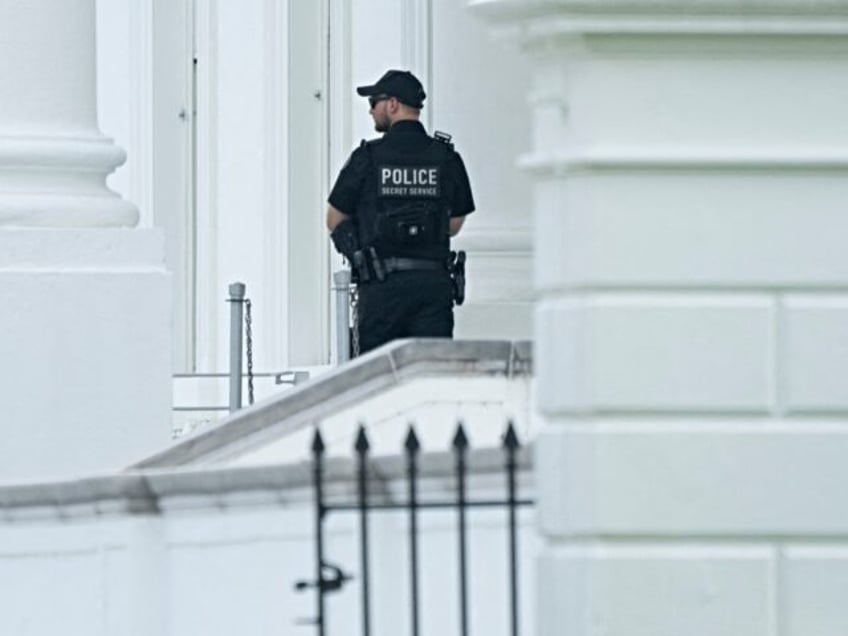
468, 0, 848, 39
520, 148, 848, 175
0, 447, 533, 519
469, 0, 848, 19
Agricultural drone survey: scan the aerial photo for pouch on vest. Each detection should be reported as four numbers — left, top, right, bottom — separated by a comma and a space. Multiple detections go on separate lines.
376, 201, 445, 247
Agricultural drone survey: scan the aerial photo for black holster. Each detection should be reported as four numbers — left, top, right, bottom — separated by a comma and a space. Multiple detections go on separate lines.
330, 218, 360, 262
448, 250, 466, 306
351, 247, 385, 284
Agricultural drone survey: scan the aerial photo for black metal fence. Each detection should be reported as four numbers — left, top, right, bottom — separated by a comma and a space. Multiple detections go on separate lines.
295, 421, 533, 636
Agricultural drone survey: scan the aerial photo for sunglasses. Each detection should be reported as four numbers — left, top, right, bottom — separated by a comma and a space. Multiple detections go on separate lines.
368, 94, 391, 108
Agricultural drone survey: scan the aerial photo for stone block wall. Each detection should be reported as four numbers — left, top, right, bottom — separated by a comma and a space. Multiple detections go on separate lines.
470, 0, 848, 633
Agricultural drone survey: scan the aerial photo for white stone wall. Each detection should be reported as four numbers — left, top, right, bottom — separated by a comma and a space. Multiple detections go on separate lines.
470, 0, 848, 634
0, 461, 536, 636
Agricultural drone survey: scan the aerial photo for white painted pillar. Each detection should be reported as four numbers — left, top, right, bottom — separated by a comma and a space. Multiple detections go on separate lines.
433, 0, 535, 341
472, 0, 848, 634
0, 0, 171, 482
0, 0, 136, 226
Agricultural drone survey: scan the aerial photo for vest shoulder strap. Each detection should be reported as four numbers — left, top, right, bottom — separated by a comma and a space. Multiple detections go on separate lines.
360, 138, 385, 163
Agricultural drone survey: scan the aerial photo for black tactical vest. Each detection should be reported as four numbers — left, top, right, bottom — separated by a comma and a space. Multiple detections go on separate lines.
357, 136, 453, 260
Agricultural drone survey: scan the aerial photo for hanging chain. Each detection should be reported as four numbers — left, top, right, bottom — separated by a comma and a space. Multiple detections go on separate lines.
350, 285, 360, 358
244, 298, 255, 405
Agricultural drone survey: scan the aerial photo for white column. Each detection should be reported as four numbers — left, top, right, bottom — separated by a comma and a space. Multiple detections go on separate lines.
431, 0, 536, 341
0, 0, 171, 482
0, 0, 136, 226
472, 0, 848, 634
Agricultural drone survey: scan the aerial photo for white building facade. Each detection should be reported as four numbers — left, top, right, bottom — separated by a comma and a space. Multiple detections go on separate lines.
468, 0, 848, 634
0, 454, 536, 636
0, 0, 847, 634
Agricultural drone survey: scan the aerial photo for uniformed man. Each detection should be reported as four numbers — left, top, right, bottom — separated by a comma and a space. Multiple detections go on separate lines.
327, 69, 475, 355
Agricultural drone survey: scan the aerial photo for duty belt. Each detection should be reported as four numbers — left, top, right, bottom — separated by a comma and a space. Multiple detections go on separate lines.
381, 257, 446, 273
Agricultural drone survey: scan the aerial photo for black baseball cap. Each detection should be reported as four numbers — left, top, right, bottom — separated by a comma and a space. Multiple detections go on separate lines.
356, 70, 426, 109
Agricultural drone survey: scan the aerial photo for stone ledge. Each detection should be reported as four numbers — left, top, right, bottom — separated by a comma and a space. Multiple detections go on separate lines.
468, 0, 848, 22
0, 446, 533, 518
133, 339, 533, 470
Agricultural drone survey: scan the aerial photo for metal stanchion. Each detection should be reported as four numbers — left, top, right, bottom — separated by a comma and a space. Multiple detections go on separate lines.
228, 282, 246, 412
333, 269, 351, 365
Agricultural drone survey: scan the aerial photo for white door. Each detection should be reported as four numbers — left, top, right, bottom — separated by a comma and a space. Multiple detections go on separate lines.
98, 0, 331, 375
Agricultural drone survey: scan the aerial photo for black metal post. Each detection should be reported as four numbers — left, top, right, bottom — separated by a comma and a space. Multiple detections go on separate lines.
453, 424, 470, 636
405, 426, 421, 636
312, 430, 327, 636
504, 422, 521, 636
355, 426, 371, 636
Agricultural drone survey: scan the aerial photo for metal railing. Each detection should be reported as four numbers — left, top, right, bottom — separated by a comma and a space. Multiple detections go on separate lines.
296, 420, 532, 636
333, 269, 352, 365
172, 371, 310, 412
227, 282, 248, 412
172, 282, 309, 414
173, 272, 356, 415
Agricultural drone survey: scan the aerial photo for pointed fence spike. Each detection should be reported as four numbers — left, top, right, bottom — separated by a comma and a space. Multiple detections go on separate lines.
404, 425, 421, 454
354, 425, 370, 454
503, 421, 520, 450
311, 428, 325, 455
452, 422, 469, 452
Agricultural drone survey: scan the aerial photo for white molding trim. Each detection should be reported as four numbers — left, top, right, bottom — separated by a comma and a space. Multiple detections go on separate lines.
468, 1, 848, 42
468, 0, 848, 20
128, 0, 156, 227
328, 0, 352, 172
512, 16, 848, 39
193, 0, 220, 371
401, 0, 433, 129
327, 0, 352, 365
285, 0, 331, 365
318, 0, 331, 364
520, 148, 848, 175
263, 0, 289, 366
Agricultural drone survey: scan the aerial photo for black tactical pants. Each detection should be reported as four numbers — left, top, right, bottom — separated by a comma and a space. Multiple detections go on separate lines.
356, 269, 454, 355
